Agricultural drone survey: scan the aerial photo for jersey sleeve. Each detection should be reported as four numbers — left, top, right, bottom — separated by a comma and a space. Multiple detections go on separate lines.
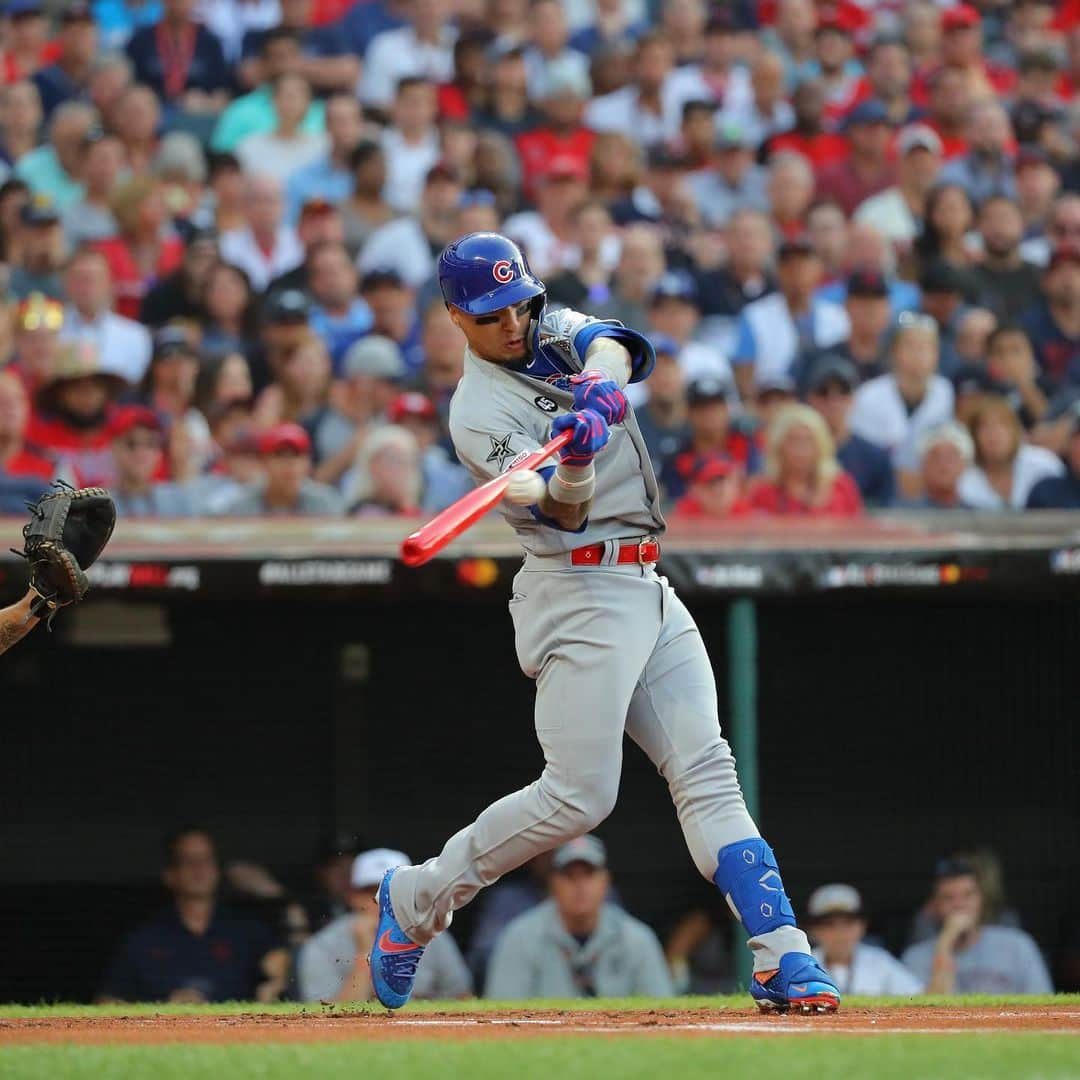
450, 418, 544, 486
538, 307, 656, 383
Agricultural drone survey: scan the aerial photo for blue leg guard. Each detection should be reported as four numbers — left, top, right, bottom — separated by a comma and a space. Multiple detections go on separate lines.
713, 837, 797, 936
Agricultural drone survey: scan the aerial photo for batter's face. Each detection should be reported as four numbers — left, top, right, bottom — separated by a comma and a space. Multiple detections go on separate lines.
449, 299, 533, 363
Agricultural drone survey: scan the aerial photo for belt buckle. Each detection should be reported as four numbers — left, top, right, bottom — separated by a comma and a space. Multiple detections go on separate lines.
637, 537, 655, 565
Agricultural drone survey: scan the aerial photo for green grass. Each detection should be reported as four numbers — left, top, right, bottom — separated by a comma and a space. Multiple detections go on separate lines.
2, 1036, 1079, 1080
1, 993, 1076, 1018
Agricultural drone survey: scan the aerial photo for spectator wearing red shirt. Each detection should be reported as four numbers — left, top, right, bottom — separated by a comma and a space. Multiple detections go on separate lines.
767, 79, 848, 171
912, 5, 1017, 107
748, 403, 863, 516
1, 1, 60, 86
835, 36, 917, 128
660, 377, 761, 503
816, 99, 897, 217
0, 366, 53, 479
925, 66, 971, 162
437, 31, 490, 123
812, 17, 862, 121
515, 61, 595, 207
673, 453, 750, 519
95, 176, 184, 320
9, 291, 62, 393
24, 339, 124, 486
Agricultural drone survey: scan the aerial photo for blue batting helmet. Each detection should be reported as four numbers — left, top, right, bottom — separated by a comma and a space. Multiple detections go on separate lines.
438, 232, 546, 316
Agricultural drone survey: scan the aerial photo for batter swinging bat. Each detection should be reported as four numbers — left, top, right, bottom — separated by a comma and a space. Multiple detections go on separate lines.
401, 429, 573, 567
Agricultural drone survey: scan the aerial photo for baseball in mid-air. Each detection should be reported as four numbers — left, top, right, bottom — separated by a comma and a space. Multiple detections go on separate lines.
504, 469, 547, 506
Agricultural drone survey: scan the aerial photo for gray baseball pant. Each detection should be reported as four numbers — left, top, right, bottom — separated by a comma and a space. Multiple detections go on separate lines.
389, 553, 809, 972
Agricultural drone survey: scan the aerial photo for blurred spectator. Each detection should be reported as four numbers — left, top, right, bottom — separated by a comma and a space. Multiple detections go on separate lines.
1014, 149, 1060, 247
570, 0, 647, 57
298, 847, 471, 1002
125, 0, 230, 113
732, 237, 849, 401
346, 424, 423, 516
0, 3, 57, 87
0, 367, 53, 480
524, 0, 589, 102
964, 325, 1048, 430
9, 196, 65, 299
970, 196, 1042, 322
211, 29, 325, 155
901, 858, 1052, 994
672, 453, 749, 518
958, 395, 1063, 510
855, 35, 917, 127
143, 326, 212, 478
914, 184, 977, 272
185, 420, 262, 513
32, 3, 97, 118
850, 313, 955, 491
357, 163, 462, 288
644, 269, 731, 389
154, 131, 208, 229
200, 261, 260, 362
816, 99, 897, 216
385, 391, 469, 512
1021, 193, 1080, 269
505, 155, 590, 278
802, 267, 891, 386
253, 329, 332, 438
95, 176, 184, 319
686, 121, 769, 229
1026, 405, 1080, 508
635, 337, 688, 479
338, 141, 396, 259
485, 835, 673, 999
545, 199, 616, 310
1020, 246, 1080, 389
805, 354, 894, 507
110, 84, 161, 177
807, 884, 922, 996
748, 403, 863, 516
900, 422, 976, 510
804, 198, 848, 285
220, 422, 343, 515
918, 259, 975, 377
765, 151, 815, 239
408, 297, 464, 422
219, 174, 302, 292
108, 405, 193, 516
237, 73, 328, 186
60, 132, 123, 247
285, 93, 364, 223
306, 241, 372, 372
25, 339, 123, 485
661, 377, 758, 502
855, 124, 943, 251
9, 291, 62, 391
60, 246, 152, 384
360, 0, 455, 111
267, 196, 345, 295
720, 48, 793, 149
140, 225, 217, 327
380, 77, 440, 215
98, 828, 287, 1003
0, 81, 44, 173
360, 268, 420, 364
195, 351, 254, 418
938, 100, 1017, 205
768, 79, 847, 171
473, 43, 541, 139
593, 222, 664, 330
198, 0, 279, 66
15, 99, 95, 210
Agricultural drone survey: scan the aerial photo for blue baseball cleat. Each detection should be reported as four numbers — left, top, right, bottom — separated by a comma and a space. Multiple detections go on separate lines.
368, 868, 425, 1009
750, 952, 841, 1014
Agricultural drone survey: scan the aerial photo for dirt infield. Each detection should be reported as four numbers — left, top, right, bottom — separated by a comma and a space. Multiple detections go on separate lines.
2, 1006, 1077, 1046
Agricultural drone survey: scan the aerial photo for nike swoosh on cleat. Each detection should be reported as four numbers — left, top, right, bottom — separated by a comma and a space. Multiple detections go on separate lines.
791, 984, 808, 992
378, 930, 420, 954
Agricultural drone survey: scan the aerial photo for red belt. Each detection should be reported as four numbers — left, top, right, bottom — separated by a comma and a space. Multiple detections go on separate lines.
570, 538, 660, 566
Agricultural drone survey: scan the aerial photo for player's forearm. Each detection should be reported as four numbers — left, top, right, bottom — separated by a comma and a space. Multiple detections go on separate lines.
583, 338, 632, 388
541, 460, 595, 530
0, 590, 39, 656
538, 490, 593, 531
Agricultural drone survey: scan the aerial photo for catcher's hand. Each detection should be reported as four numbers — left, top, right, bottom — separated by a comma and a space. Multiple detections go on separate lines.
12, 481, 116, 627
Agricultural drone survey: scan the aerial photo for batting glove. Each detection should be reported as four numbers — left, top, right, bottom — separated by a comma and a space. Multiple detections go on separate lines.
552, 408, 610, 467
570, 370, 628, 426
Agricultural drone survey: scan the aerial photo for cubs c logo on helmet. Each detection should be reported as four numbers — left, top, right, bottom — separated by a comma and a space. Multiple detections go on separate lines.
492, 260, 514, 283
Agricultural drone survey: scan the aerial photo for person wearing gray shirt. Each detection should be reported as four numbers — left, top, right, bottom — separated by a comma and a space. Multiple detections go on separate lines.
901, 860, 1052, 995
298, 848, 472, 1003
485, 836, 672, 1001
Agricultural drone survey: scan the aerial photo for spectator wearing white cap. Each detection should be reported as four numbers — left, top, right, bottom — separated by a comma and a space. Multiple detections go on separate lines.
807, 884, 923, 997
485, 835, 673, 1000
900, 421, 976, 509
855, 124, 944, 251
297, 847, 472, 1003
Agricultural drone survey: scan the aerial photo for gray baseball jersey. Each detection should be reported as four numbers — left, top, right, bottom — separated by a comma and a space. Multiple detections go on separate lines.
448, 306, 665, 555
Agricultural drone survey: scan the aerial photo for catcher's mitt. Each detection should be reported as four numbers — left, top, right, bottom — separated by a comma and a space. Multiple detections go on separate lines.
12, 481, 116, 626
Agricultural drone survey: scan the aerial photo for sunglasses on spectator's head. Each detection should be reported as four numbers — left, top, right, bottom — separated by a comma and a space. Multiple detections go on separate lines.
896, 311, 937, 333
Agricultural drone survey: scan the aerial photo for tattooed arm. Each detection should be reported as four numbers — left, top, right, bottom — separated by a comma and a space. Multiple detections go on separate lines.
0, 590, 39, 656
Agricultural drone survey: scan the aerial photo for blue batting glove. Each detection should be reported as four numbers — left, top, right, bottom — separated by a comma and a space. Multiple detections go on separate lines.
551, 408, 610, 467
570, 370, 628, 426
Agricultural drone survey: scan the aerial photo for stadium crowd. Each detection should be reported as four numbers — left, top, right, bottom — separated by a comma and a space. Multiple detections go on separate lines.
0, 0, 1079, 517
96, 828, 1064, 1002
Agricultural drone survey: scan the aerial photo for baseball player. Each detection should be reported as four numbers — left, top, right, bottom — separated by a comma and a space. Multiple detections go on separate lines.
0, 483, 115, 656
370, 233, 840, 1013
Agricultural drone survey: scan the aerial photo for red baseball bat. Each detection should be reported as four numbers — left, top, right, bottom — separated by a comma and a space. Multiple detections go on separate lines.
401, 429, 573, 567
